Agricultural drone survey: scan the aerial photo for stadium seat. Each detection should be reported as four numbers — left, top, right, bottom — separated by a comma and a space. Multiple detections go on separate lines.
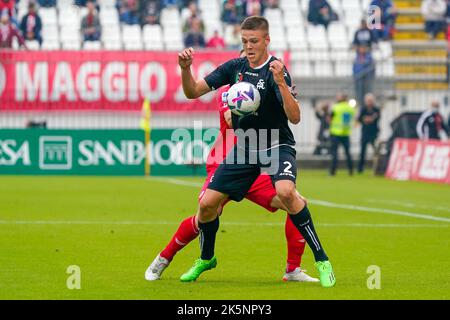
334, 62, 352, 76
307, 25, 329, 49
280, 0, 301, 11
62, 40, 81, 50
269, 26, 287, 50
39, 7, 58, 26
287, 26, 307, 49
283, 9, 304, 28
344, 11, 363, 29
299, 0, 309, 14
314, 61, 334, 77
103, 39, 122, 50
99, 0, 117, 9
42, 24, 59, 42
25, 40, 40, 50
99, 8, 120, 26
122, 25, 143, 50
264, 8, 284, 28
58, 7, 80, 29
292, 60, 313, 77
83, 41, 102, 50
163, 26, 183, 46
341, 0, 362, 13
57, 0, 74, 9
378, 42, 393, 59
143, 25, 164, 50
377, 59, 395, 77
42, 40, 60, 50
161, 7, 181, 28
327, 24, 348, 45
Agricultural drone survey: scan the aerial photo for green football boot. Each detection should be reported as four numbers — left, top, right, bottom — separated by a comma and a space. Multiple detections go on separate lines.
180, 257, 217, 282
315, 260, 336, 288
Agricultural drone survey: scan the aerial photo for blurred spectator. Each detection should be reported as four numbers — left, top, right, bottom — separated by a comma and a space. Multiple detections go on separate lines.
225, 23, 241, 50
0, 0, 17, 25
183, 13, 205, 35
81, 1, 101, 42
246, 0, 262, 16
357, 93, 380, 173
181, 1, 200, 27
206, 30, 225, 49
119, 0, 140, 25
353, 19, 378, 50
0, 12, 26, 48
20, 2, 42, 46
178, 0, 194, 10
370, 0, 397, 40
307, 0, 338, 30
329, 93, 356, 176
75, 0, 87, 6
313, 102, 331, 155
264, 0, 279, 9
416, 100, 448, 140
353, 46, 375, 108
162, 0, 178, 8
222, 0, 245, 24
140, 0, 161, 25
421, 0, 447, 39
184, 16, 205, 48
38, 0, 56, 7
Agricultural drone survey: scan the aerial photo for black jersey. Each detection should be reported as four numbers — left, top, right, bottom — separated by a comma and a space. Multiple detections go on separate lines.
204, 56, 296, 151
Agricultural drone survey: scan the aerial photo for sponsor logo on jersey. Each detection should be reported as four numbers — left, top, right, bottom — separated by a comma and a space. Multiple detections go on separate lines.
256, 79, 265, 90
244, 71, 259, 77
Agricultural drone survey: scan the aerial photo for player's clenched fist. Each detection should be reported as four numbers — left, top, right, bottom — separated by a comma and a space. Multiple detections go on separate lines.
269, 60, 286, 86
178, 47, 194, 69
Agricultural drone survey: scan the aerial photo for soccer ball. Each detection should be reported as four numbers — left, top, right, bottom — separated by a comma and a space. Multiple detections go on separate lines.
226, 81, 261, 116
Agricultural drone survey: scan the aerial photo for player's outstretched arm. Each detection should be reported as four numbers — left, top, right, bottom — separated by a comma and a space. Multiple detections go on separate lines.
179, 47, 211, 99
269, 60, 301, 124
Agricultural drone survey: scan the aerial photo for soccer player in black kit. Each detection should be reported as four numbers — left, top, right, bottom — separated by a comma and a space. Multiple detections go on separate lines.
177, 16, 336, 287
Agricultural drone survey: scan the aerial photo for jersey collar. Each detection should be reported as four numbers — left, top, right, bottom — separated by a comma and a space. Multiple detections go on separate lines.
251, 55, 273, 70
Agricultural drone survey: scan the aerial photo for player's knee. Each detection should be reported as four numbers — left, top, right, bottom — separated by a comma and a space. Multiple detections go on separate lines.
199, 197, 219, 219
276, 185, 297, 204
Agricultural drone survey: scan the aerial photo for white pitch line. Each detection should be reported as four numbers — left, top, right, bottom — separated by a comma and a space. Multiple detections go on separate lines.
147, 177, 450, 223
0, 220, 448, 228
365, 199, 450, 213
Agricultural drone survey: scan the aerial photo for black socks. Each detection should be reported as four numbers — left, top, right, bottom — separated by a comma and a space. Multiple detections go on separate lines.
289, 206, 328, 262
198, 216, 220, 260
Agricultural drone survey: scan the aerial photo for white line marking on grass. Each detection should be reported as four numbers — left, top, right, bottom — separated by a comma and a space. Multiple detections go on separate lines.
147, 177, 450, 223
0, 220, 448, 228
310, 200, 450, 223
365, 199, 450, 213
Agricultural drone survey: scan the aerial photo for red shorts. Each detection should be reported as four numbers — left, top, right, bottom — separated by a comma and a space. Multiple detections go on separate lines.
199, 168, 278, 213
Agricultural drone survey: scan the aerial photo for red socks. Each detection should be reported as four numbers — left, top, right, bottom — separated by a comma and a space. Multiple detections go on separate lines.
160, 215, 199, 261
160, 213, 306, 272
285, 214, 306, 273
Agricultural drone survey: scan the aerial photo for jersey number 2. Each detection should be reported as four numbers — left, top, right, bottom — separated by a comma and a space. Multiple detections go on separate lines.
283, 161, 293, 174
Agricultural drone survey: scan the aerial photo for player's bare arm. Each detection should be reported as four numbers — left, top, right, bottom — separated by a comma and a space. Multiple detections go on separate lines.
269, 60, 301, 124
178, 47, 211, 99
224, 109, 232, 128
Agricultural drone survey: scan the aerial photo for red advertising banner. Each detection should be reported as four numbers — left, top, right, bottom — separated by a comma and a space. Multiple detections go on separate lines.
0, 50, 290, 112
386, 138, 450, 185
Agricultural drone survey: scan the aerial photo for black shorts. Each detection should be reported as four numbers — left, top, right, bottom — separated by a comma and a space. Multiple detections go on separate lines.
207, 145, 297, 202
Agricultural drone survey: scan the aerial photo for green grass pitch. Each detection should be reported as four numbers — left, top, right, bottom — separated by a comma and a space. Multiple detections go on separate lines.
0, 171, 449, 300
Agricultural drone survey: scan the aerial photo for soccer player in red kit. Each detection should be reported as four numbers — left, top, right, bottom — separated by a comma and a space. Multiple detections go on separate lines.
145, 85, 318, 283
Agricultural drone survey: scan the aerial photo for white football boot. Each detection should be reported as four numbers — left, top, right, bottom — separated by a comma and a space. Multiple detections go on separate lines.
282, 267, 320, 282
145, 254, 170, 281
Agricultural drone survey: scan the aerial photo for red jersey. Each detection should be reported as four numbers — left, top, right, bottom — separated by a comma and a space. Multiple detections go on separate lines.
205, 85, 237, 173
